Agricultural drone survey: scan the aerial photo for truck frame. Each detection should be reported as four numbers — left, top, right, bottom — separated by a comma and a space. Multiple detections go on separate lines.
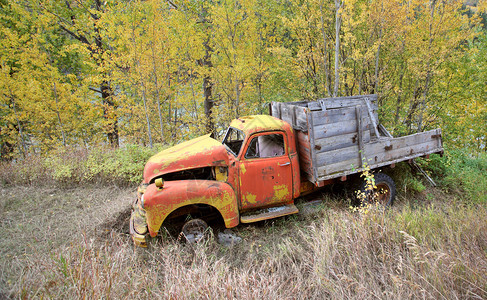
130, 94, 443, 246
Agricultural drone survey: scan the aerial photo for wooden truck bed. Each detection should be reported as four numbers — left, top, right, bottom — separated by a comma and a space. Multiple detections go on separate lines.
270, 94, 443, 184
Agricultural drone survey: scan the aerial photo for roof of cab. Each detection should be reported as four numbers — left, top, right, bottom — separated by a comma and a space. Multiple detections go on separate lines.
229, 115, 292, 136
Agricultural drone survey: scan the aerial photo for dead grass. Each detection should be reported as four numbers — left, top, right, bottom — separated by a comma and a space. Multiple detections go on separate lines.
0, 186, 486, 299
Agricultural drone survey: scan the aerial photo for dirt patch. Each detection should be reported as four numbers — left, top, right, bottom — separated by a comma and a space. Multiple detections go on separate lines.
97, 205, 132, 237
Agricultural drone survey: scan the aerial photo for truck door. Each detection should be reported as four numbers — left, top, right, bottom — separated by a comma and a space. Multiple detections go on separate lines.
238, 132, 293, 211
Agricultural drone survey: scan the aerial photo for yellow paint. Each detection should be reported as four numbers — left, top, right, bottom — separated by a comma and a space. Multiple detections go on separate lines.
148, 134, 222, 166
144, 181, 239, 237
229, 115, 288, 136
245, 193, 257, 204
215, 166, 228, 181
273, 184, 290, 199
240, 163, 246, 174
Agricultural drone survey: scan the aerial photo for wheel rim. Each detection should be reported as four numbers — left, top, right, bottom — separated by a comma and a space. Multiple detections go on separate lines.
182, 219, 208, 243
375, 182, 391, 205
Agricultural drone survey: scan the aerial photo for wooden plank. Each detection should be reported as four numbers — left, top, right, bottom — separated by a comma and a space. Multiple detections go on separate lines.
356, 106, 364, 166
316, 147, 442, 181
282, 100, 309, 107
318, 141, 437, 176
295, 107, 308, 131
313, 118, 370, 140
365, 140, 440, 166
271, 102, 282, 119
316, 145, 360, 166
378, 124, 393, 138
314, 130, 371, 154
307, 112, 318, 182
271, 102, 306, 131
364, 129, 440, 157
316, 129, 442, 178
280, 103, 293, 127
311, 106, 369, 126
364, 97, 380, 139
318, 94, 378, 110
318, 157, 362, 176
307, 102, 322, 111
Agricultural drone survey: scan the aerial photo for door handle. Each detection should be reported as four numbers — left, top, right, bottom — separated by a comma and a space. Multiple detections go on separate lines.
279, 162, 291, 166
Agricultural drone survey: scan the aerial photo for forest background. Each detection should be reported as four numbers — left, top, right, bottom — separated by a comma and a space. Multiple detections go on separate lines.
1, 1, 487, 298
1, 0, 487, 158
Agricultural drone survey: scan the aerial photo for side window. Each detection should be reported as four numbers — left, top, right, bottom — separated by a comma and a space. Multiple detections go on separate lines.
223, 127, 245, 156
245, 134, 285, 159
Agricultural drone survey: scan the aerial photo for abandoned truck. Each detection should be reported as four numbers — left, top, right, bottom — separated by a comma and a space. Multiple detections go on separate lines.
130, 94, 443, 246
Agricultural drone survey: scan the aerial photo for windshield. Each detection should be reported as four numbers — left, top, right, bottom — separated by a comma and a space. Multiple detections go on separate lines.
223, 127, 245, 156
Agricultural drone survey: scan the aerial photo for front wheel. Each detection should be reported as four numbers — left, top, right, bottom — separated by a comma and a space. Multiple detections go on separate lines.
359, 172, 396, 207
181, 218, 209, 244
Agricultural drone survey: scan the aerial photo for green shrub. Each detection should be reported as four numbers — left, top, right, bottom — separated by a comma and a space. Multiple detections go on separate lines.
0, 144, 166, 187
421, 150, 487, 203
385, 162, 426, 194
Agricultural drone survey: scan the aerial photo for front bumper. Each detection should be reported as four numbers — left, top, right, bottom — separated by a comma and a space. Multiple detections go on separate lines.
130, 198, 149, 247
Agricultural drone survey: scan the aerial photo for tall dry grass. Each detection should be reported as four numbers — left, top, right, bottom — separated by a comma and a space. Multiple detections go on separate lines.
1, 186, 485, 299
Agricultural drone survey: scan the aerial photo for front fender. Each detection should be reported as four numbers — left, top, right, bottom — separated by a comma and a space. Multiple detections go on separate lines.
143, 180, 239, 237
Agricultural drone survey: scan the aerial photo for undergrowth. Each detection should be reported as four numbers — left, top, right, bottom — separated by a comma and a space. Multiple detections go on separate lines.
1, 187, 485, 299
419, 150, 487, 203
0, 144, 166, 187
0, 146, 486, 298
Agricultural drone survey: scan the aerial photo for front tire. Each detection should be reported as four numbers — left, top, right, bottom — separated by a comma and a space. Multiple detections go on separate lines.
181, 218, 209, 244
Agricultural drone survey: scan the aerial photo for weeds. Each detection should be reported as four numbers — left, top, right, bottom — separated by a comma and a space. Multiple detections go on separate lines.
1, 185, 486, 299
0, 145, 486, 299
0, 144, 165, 187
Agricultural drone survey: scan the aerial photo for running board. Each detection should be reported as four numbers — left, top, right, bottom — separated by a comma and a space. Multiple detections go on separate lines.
240, 204, 299, 223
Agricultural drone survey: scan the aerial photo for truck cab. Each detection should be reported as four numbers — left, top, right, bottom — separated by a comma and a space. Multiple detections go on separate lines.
130, 115, 302, 247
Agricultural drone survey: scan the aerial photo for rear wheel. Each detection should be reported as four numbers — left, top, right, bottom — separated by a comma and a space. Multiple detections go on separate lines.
359, 173, 396, 207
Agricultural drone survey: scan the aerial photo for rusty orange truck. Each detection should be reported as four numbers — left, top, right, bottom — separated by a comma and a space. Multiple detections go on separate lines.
130, 94, 443, 246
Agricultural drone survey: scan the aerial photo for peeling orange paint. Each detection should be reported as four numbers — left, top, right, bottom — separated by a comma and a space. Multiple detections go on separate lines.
143, 134, 229, 183
143, 180, 239, 237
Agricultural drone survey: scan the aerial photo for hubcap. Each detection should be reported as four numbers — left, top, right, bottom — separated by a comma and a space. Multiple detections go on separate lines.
182, 219, 208, 243
375, 183, 391, 205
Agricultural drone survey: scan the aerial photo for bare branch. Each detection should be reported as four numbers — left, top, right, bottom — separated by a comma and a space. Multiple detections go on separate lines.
167, 0, 178, 9
58, 23, 92, 46
75, 0, 100, 20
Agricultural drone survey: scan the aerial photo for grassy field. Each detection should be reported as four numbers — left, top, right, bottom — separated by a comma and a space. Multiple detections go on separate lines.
1, 181, 486, 299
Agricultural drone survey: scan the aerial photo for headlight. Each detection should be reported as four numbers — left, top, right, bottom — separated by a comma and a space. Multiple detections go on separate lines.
155, 178, 164, 189
140, 194, 145, 209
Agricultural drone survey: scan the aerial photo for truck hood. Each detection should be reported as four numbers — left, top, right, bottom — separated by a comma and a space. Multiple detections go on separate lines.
143, 134, 229, 183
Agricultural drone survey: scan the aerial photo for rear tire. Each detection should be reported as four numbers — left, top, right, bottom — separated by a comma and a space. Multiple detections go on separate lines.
359, 172, 396, 207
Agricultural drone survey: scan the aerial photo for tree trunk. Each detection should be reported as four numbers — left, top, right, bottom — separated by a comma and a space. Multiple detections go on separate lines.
151, 43, 164, 141
373, 28, 382, 94
101, 81, 119, 147
189, 69, 199, 123
203, 37, 214, 135
142, 86, 153, 148
10, 93, 27, 157
320, 0, 332, 97
52, 83, 66, 147
417, 0, 436, 133
333, 0, 343, 97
